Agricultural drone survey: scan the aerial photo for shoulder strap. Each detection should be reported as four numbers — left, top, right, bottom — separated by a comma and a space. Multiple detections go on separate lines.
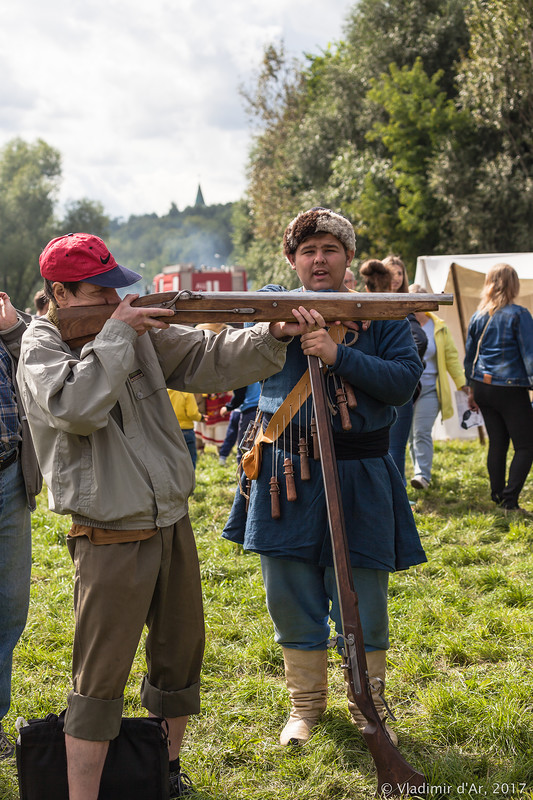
260, 370, 312, 445
472, 314, 492, 371
259, 325, 351, 445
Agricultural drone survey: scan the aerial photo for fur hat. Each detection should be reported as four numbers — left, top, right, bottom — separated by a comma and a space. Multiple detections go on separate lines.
283, 207, 356, 258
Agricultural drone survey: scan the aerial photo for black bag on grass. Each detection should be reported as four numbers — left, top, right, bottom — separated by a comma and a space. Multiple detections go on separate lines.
16, 712, 169, 800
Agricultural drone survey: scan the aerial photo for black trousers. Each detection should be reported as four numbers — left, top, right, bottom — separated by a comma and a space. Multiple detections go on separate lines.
472, 381, 533, 509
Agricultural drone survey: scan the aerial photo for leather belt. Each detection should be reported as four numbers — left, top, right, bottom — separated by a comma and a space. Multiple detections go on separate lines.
0, 449, 18, 471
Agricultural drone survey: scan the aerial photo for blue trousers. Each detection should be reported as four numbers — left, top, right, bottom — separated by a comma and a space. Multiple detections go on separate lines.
182, 428, 198, 469
0, 458, 31, 720
260, 556, 389, 652
389, 400, 414, 485
409, 383, 440, 482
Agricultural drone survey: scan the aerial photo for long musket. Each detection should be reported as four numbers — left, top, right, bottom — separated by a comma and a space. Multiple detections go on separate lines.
308, 355, 425, 796
56, 289, 453, 347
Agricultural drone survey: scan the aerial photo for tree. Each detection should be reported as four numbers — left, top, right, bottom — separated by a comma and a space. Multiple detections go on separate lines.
239, 43, 310, 285
361, 58, 468, 263
238, 0, 471, 282
430, 0, 533, 252
106, 203, 236, 287
344, 0, 469, 97
59, 198, 110, 239
0, 138, 61, 308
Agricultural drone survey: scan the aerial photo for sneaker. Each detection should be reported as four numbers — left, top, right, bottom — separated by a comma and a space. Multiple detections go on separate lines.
411, 476, 429, 490
169, 765, 194, 797
0, 727, 15, 760
218, 456, 227, 465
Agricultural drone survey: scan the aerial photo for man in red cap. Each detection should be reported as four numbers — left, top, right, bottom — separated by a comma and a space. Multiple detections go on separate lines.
17, 233, 321, 799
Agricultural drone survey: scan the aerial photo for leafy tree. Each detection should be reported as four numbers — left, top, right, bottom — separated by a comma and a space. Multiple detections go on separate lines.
0, 138, 61, 308
239, 43, 310, 286
238, 0, 471, 282
58, 198, 110, 239
459, 0, 533, 166
107, 203, 235, 289
361, 58, 468, 263
431, 0, 533, 252
344, 0, 469, 97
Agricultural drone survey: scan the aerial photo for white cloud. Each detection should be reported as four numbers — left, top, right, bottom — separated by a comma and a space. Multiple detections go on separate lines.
0, 0, 352, 218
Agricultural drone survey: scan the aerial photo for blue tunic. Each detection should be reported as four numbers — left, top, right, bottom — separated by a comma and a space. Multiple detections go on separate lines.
223, 287, 427, 573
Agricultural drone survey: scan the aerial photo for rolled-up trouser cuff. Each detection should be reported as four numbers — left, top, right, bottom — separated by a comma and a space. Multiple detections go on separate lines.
141, 675, 201, 718
64, 690, 124, 741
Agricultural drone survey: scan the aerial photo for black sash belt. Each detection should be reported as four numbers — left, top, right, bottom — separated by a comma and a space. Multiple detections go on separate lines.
262, 415, 390, 460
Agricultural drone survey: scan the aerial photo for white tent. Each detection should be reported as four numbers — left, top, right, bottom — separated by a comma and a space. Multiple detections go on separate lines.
413, 252, 533, 439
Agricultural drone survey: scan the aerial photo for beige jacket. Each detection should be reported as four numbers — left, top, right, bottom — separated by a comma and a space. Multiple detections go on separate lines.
17, 316, 287, 529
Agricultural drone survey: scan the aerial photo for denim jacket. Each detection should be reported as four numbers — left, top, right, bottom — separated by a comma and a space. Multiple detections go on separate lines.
464, 304, 533, 388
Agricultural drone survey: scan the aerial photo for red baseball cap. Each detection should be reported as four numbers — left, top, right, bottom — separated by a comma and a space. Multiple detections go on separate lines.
39, 233, 142, 288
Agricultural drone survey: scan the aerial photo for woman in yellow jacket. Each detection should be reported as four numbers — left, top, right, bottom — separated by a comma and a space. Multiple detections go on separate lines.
167, 389, 203, 468
408, 286, 468, 488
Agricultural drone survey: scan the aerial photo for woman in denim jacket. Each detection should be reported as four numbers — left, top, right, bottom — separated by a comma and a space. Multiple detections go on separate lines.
464, 263, 533, 512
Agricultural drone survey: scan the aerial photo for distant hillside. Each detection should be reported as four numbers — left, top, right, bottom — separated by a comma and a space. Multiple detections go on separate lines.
107, 201, 236, 293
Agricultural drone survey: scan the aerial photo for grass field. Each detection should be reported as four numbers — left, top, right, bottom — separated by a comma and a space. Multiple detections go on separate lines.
1, 439, 532, 800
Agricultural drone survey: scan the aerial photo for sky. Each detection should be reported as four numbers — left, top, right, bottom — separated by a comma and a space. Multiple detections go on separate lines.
0, 0, 353, 221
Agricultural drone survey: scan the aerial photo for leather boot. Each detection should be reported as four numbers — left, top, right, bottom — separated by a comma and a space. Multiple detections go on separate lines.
345, 649, 398, 746
279, 648, 328, 746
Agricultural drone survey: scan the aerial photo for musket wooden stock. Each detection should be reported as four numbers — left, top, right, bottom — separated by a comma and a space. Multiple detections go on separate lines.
56, 290, 453, 347
308, 355, 425, 797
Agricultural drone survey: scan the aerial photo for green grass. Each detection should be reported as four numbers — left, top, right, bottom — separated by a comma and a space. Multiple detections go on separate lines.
1, 440, 532, 799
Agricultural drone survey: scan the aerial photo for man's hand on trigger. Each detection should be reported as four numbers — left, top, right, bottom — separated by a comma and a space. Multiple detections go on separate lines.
110, 294, 174, 336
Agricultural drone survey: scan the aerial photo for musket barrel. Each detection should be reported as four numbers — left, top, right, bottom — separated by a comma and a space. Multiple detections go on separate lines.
57, 290, 454, 347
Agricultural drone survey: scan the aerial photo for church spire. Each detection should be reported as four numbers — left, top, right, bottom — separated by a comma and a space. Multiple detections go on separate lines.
195, 183, 205, 207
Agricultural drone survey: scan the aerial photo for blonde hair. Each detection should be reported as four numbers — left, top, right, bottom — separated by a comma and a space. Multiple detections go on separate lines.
382, 254, 409, 293
478, 263, 519, 315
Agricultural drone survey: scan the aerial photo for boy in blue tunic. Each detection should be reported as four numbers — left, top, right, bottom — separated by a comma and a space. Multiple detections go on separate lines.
223, 208, 426, 747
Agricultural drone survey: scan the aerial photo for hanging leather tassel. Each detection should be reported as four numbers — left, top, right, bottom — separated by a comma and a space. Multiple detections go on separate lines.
298, 437, 311, 480
245, 478, 251, 512
344, 381, 357, 409
335, 386, 352, 431
310, 417, 320, 460
270, 476, 281, 519
281, 410, 297, 501
270, 431, 281, 518
283, 458, 297, 501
